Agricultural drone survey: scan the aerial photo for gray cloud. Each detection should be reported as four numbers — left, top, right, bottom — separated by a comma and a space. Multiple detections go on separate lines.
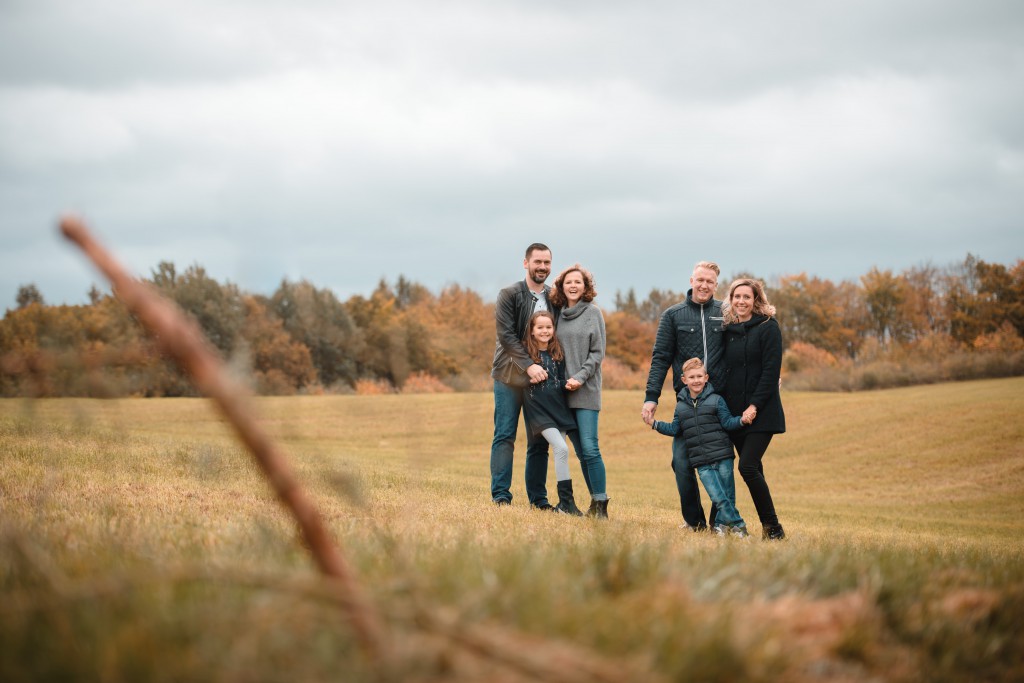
1, 0, 1021, 308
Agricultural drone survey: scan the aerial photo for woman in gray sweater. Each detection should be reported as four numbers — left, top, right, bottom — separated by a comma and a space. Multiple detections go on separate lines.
550, 264, 610, 518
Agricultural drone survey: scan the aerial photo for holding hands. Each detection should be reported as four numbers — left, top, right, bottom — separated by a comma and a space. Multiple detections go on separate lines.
741, 404, 757, 425
565, 377, 582, 391
641, 401, 657, 426
527, 363, 548, 384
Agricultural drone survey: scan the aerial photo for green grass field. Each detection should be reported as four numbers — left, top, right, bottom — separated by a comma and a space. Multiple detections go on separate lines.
2, 378, 1023, 682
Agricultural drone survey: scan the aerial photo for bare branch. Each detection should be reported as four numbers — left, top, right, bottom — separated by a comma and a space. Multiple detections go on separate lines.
59, 216, 386, 659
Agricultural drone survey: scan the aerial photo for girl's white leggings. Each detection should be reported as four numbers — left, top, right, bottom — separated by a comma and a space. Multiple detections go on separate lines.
541, 427, 570, 481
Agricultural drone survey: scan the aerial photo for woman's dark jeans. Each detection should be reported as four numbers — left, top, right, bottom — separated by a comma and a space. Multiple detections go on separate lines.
567, 408, 607, 500
730, 431, 779, 526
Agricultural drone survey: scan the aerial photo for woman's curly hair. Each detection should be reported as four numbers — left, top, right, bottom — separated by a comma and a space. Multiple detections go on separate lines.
549, 263, 597, 308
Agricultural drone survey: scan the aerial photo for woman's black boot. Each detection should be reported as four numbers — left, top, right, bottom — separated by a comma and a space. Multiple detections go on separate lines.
587, 498, 609, 519
762, 523, 786, 541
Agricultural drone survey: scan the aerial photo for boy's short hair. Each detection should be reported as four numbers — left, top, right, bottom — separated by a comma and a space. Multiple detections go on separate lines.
682, 357, 706, 374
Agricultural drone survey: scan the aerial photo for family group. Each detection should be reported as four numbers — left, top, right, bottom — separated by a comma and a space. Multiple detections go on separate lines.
488, 243, 786, 541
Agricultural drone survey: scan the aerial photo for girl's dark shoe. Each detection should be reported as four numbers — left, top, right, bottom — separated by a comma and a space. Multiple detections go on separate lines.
762, 524, 786, 541
555, 480, 584, 516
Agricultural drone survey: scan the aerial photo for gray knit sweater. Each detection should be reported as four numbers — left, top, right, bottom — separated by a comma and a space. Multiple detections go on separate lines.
558, 302, 606, 411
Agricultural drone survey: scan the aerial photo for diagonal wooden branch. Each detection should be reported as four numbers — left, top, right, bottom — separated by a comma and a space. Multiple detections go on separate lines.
59, 215, 385, 659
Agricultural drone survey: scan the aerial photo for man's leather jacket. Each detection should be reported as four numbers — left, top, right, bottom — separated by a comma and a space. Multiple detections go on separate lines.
490, 280, 558, 386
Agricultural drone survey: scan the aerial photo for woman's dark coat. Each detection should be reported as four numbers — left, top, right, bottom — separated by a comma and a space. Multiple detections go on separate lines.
722, 314, 786, 434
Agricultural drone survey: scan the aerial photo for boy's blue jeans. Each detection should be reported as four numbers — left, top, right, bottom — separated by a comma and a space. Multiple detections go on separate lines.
672, 436, 717, 528
490, 380, 550, 505
695, 459, 744, 528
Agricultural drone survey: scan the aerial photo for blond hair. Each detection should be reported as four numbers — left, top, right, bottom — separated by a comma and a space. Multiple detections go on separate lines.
693, 261, 721, 276
722, 278, 777, 324
681, 357, 706, 374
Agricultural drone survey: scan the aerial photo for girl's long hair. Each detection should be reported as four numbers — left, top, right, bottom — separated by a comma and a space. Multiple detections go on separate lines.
721, 278, 777, 324
524, 310, 564, 363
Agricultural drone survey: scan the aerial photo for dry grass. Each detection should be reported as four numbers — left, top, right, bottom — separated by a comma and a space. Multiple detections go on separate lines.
2, 378, 1024, 681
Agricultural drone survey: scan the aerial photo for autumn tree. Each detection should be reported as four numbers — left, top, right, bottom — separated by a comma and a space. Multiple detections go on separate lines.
640, 288, 687, 324
15, 284, 44, 309
604, 310, 656, 371
947, 256, 1024, 345
900, 263, 946, 341
149, 262, 246, 357
345, 279, 433, 387
613, 289, 640, 317
771, 274, 862, 357
975, 259, 1024, 337
861, 267, 911, 347
239, 296, 317, 394
1009, 260, 1024, 337
271, 279, 363, 389
409, 284, 494, 382
395, 275, 432, 309
87, 284, 104, 305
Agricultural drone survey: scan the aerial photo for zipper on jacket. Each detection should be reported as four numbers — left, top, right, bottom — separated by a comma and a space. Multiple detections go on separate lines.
691, 397, 702, 443
700, 302, 708, 368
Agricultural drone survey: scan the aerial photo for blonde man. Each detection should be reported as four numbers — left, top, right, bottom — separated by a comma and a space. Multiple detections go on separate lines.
641, 260, 725, 531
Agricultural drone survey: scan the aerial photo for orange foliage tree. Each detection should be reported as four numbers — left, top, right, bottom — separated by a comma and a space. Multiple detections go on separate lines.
240, 296, 317, 394
4, 254, 1023, 396
770, 274, 862, 357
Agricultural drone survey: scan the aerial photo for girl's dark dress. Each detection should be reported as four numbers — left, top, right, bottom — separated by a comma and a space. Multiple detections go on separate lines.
522, 350, 577, 438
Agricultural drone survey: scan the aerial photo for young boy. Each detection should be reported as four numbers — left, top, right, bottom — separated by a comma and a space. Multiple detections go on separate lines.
651, 357, 750, 537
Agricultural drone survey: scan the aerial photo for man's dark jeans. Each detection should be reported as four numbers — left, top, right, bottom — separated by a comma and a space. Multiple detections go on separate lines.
490, 379, 550, 505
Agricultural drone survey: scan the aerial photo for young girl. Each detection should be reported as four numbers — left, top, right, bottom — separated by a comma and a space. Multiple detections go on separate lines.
522, 311, 584, 516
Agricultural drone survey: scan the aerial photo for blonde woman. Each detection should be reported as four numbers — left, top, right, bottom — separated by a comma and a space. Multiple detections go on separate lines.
721, 278, 786, 540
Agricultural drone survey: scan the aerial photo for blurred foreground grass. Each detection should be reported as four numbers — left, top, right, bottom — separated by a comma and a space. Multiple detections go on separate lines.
2, 378, 1023, 682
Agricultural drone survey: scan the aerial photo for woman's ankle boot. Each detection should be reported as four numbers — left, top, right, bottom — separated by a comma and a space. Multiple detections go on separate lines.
555, 480, 584, 516
587, 498, 609, 519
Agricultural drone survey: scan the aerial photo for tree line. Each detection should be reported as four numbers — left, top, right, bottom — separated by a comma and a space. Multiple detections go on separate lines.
2, 254, 1022, 398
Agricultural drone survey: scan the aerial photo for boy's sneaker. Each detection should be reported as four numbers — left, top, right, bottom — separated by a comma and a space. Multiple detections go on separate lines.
711, 523, 729, 536
728, 525, 750, 538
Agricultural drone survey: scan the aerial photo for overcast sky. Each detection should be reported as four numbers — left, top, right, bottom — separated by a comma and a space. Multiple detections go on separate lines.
1, 0, 1022, 309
